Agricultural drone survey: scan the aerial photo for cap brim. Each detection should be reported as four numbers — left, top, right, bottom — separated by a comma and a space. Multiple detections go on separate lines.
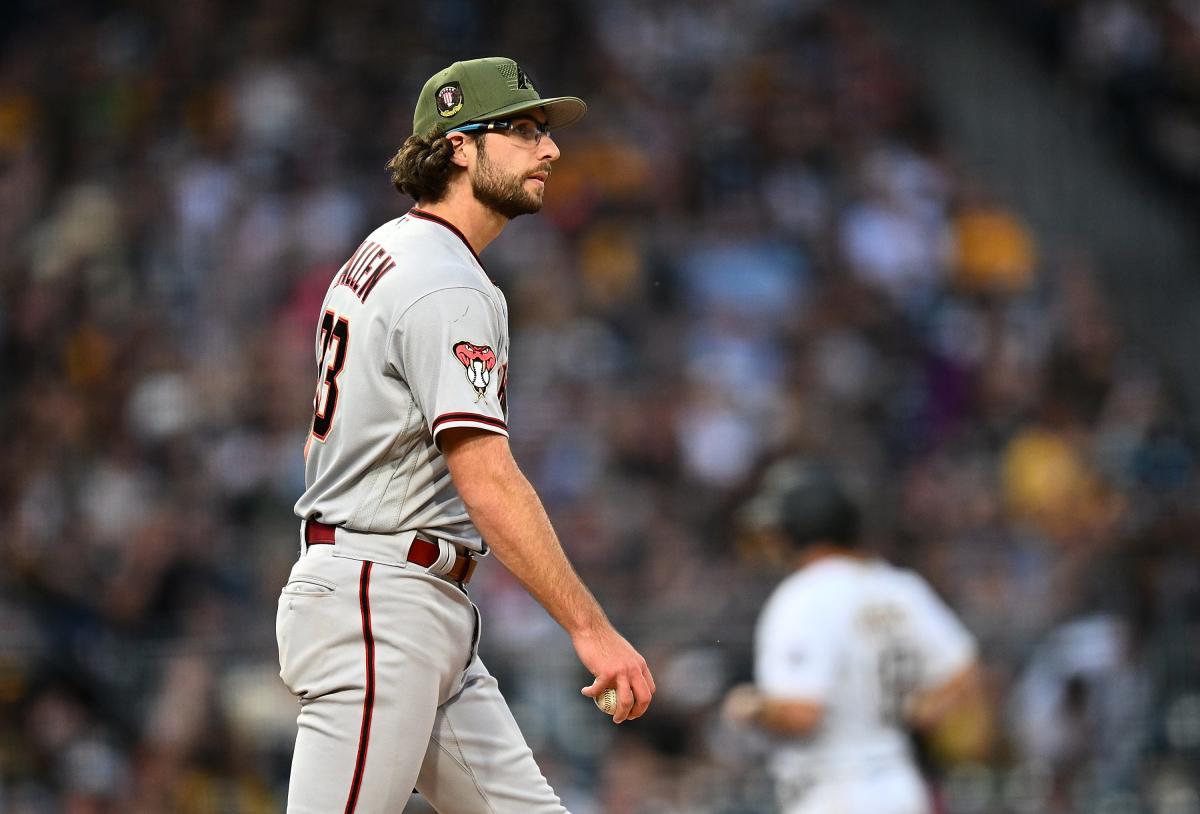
475, 96, 587, 131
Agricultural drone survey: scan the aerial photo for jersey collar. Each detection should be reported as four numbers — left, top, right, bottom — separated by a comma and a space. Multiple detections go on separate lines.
407, 208, 485, 268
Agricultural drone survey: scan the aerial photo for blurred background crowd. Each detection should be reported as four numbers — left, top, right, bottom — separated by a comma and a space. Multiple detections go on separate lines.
2, 0, 1199, 812
998, 0, 1200, 204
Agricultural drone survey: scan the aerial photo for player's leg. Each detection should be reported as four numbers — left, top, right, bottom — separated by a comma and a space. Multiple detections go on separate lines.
278, 551, 477, 813
850, 762, 932, 814
779, 764, 930, 814
286, 677, 438, 813
415, 656, 568, 814
779, 779, 837, 814
816, 762, 928, 814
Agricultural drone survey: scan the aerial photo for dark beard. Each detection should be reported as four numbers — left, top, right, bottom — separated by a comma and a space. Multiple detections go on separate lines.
471, 142, 543, 220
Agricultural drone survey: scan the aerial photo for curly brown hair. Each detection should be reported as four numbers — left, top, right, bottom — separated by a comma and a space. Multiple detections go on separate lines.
385, 127, 481, 204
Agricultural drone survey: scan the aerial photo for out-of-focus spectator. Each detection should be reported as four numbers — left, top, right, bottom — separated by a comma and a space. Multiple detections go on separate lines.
951, 190, 1038, 296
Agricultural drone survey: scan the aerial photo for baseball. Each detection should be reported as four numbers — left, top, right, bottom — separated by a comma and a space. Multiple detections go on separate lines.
594, 688, 618, 715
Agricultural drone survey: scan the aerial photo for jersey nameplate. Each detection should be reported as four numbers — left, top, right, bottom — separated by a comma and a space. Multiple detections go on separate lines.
335, 240, 395, 303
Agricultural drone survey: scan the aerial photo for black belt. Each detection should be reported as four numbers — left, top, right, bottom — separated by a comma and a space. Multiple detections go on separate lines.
304, 520, 477, 585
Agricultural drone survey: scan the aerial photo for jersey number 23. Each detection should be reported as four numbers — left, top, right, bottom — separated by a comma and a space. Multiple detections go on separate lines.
311, 310, 349, 440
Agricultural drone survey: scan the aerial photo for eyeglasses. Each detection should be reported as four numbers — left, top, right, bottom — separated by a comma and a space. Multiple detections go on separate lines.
447, 118, 552, 148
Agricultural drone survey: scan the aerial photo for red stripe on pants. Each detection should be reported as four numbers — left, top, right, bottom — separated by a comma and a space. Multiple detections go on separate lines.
344, 561, 375, 814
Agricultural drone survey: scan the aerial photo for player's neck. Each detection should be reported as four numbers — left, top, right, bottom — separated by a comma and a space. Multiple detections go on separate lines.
794, 543, 867, 570
416, 189, 508, 255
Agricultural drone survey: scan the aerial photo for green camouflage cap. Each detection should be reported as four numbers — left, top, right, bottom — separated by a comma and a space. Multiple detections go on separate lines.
413, 57, 587, 137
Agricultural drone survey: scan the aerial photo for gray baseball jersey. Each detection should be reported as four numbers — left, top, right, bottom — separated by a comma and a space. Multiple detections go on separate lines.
278, 208, 567, 814
295, 208, 511, 552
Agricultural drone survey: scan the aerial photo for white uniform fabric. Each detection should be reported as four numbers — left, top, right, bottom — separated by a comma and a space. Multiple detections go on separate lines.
278, 209, 566, 813
754, 556, 977, 814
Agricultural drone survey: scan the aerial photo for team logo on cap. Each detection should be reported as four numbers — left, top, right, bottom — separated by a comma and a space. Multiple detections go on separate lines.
453, 341, 497, 398
436, 82, 464, 118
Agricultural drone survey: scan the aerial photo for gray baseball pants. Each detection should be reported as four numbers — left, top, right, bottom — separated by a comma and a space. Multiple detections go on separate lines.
277, 542, 568, 813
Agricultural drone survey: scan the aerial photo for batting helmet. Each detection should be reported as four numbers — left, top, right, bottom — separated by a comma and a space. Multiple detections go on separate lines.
741, 458, 861, 548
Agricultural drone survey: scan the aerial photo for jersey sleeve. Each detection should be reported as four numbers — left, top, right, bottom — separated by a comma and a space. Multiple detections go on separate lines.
904, 575, 978, 691
754, 581, 839, 703
390, 287, 508, 445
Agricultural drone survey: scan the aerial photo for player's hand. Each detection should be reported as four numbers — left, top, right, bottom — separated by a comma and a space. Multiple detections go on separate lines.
721, 683, 765, 726
574, 625, 655, 724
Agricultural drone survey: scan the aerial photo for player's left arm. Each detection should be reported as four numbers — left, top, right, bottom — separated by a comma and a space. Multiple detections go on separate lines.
724, 582, 833, 736
722, 684, 824, 735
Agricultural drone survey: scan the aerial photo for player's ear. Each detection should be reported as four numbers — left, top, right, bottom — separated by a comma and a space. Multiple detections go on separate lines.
446, 132, 471, 168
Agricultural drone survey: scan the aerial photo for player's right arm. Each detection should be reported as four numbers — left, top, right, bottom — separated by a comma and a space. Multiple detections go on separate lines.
905, 661, 984, 731
390, 283, 654, 723
900, 572, 988, 738
441, 428, 656, 724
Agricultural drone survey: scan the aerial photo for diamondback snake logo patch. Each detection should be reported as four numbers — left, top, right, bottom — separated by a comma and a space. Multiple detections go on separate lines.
453, 341, 497, 398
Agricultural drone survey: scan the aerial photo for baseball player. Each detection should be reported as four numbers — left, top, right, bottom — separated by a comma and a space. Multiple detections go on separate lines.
276, 57, 655, 814
723, 459, 983, 814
